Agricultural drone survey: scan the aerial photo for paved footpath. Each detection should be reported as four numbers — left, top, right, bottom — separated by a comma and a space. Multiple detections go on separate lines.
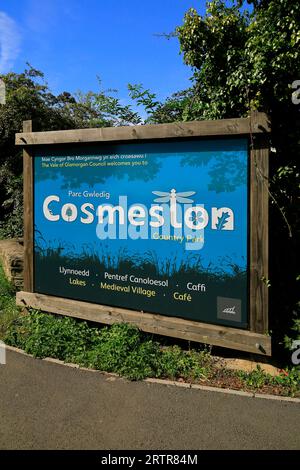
0, 349, 299, 450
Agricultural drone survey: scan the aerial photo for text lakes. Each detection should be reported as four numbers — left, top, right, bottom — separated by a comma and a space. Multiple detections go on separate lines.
100, 282, 156, 298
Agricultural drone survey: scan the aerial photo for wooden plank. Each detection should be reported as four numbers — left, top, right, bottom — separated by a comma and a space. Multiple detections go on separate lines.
16, 291, 271, 355
249, 134, 269, 334
22, 120, 34, 292
15, 113, 270, 146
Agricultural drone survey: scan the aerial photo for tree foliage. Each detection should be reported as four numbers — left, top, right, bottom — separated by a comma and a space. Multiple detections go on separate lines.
0, 65, 141, 237
130, 0, 300, 350
175, 2, 300, 347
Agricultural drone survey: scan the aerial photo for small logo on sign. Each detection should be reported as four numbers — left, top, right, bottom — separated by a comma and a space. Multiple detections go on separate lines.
217, 297, 242, 323
222, 306, 236, 315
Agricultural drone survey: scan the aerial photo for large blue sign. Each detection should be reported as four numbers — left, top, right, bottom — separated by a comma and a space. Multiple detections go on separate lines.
34, 138, 249, 328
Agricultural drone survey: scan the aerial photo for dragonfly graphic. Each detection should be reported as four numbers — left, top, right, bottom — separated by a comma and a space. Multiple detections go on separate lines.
152, 189, 196, 204
152, 189, 196, 227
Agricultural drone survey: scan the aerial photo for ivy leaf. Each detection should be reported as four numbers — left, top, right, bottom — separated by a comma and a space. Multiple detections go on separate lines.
215, 211, 230, 230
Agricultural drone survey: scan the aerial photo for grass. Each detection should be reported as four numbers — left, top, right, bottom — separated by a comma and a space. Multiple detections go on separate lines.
0, 263, 20, 339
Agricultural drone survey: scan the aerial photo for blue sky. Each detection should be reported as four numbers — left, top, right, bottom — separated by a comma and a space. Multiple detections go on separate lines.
0, 0, 208, 102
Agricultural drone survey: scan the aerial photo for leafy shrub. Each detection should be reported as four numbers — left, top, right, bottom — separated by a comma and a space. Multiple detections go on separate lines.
5, 311, 96, 361
237, 365, 300, 397
4, 310, 212, 381
0, 166, 23, 239
80, 323, 161, 380
237, 365, 272, 389
0, 263, 20, 337
3, 309, 300, 396
273, 368, 300, 396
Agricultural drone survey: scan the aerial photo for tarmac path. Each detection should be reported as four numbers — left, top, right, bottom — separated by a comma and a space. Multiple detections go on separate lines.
0, 349, 299, 450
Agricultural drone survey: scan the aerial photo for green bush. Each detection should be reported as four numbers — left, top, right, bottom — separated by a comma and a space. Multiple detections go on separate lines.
237, 365, 300, 397
272, 368, 300, 397
0, 66, 142, 238
0, 263, 20, 337
284, 310, 300, 353
4, 309, 300, 395
158, 345, 211, 380
4, 310, 213, 381
5, 311, 97, 361
237, 365, 272, 389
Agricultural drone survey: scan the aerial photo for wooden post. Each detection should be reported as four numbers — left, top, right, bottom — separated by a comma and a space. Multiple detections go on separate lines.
249, 132, 269, 335
23, 120, 33, 292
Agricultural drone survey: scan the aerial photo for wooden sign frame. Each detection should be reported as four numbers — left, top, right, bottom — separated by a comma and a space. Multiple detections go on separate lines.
16, 112, 271, 355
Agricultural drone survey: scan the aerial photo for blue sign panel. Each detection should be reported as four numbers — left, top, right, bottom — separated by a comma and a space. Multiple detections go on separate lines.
34, 138, 249, 328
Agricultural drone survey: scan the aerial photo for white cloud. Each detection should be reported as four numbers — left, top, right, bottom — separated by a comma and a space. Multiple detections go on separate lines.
0, 11, 21, 73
